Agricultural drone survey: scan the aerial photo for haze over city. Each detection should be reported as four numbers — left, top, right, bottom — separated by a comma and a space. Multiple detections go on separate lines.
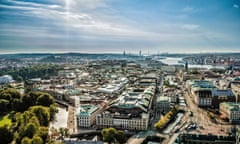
0, 0, 240, 54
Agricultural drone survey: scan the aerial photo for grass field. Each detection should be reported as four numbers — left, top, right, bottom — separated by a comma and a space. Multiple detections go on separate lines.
0, 114, 12, 127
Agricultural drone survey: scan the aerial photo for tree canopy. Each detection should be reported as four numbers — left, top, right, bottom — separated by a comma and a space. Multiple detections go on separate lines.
101, 127, 127, 144
0, 64, 62, 82
0, 88, 57, 144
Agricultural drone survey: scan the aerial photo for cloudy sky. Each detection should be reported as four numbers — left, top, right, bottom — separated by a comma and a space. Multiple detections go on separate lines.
0, 0, 239, 54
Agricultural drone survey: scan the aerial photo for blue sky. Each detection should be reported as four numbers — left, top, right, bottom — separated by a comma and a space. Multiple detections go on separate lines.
0, 0, 239, 54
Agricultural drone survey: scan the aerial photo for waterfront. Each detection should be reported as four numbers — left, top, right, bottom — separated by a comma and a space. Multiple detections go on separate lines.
159, 57, 226, 69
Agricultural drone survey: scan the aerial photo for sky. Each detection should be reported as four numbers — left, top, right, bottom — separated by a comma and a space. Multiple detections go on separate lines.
0, 0, 240, 54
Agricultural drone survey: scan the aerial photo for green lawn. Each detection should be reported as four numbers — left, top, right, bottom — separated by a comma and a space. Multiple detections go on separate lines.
0, 114, 12, 127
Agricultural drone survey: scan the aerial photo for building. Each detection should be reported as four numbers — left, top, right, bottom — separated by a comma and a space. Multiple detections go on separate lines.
188, 80, 216, 107
156, 96, 170, 114
181, 70, 202, 81
188, 80, 236, 108
212, 89, 235, 108
76, 104, 101, 128
96, 111, 149, 130
237, 126, 240, 144
161, 65, 176, 74
220, 102, 240, 124
163, 88, 178, 103
231, 81, 240, 102
64, 140, 103, 144
174, 134, 236, 144
24, 78, 42, 93
96, 86, 155, 130
185, 61, 188, 72
97, 77, 128, 96
0, 75, 13, 84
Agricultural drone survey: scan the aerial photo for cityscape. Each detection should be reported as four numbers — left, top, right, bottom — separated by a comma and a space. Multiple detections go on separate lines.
0, 53, 240, 144
0, 0, 240, 144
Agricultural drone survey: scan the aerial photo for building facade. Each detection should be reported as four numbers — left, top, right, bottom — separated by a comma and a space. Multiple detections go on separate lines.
188, 80, 235, 108
96, 112, 149, 130
220, 102, 240, 124
96, 86, 155, 130
231, 82, 240, 102
76, 104, 101, 128
156, 96, 170, 114
187, 80, 216, 107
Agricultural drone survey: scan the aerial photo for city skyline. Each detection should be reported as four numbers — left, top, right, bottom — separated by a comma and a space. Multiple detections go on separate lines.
0, 0, 240, 54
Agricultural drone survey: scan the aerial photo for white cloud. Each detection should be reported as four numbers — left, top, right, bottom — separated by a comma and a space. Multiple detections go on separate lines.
2, 0, 237, 54
0, 1, 205, 44
182, 24, 200, 30
0, 4, 37, 10
6, 0, 61, 9
56, 0, 107, 10
233, 4, 239, 8
0, 26, 62, 39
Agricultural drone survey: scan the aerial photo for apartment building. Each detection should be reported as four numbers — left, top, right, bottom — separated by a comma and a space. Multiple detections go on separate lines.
76, 104, 101, 128
220, 102, 240, 124
96, 86, 155, 130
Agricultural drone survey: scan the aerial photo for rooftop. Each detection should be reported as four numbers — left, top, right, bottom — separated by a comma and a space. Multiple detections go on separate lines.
157, 96, 170, 103
188, 80, 216, 91
212, 89, 235, 97
220, 102, 240, 111
77, 104, 99, 116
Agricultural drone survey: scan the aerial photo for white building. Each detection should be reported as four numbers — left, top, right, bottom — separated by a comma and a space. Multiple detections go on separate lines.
220, 102, 240, 124
96, 86, 155, 130
0, 75, 13, 84
96, 112, 149, 130
76, 104, 101, 128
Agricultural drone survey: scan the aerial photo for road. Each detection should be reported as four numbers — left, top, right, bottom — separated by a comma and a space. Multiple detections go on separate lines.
183, 89, 231, 135
67, 106, 76, 134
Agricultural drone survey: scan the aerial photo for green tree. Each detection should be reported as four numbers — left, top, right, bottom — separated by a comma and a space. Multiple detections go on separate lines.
38, 127, 48, 143
59, 127, 69, 140
24, 123, 38, 139
20, 111, 33, 128
0, 88, 22, 113
0, 92, 11, 101
36, 93, 54, 107
21, 95, 35, 110
11, 98, 22, 111
27, 92, 42, 105
0, 99, 9, 113
1, 88, 21, 99
29, 116, 40, 127
21, 137, 31, 144
116, 130, 126, 144
101, 127, 117, 143
30, 106, 50, 126
49, 104, 58, 121
32, 136, 43, 144
0, 125, 14, 144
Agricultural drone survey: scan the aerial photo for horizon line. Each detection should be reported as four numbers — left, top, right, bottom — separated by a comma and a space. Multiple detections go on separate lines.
0, 51, 240, 56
